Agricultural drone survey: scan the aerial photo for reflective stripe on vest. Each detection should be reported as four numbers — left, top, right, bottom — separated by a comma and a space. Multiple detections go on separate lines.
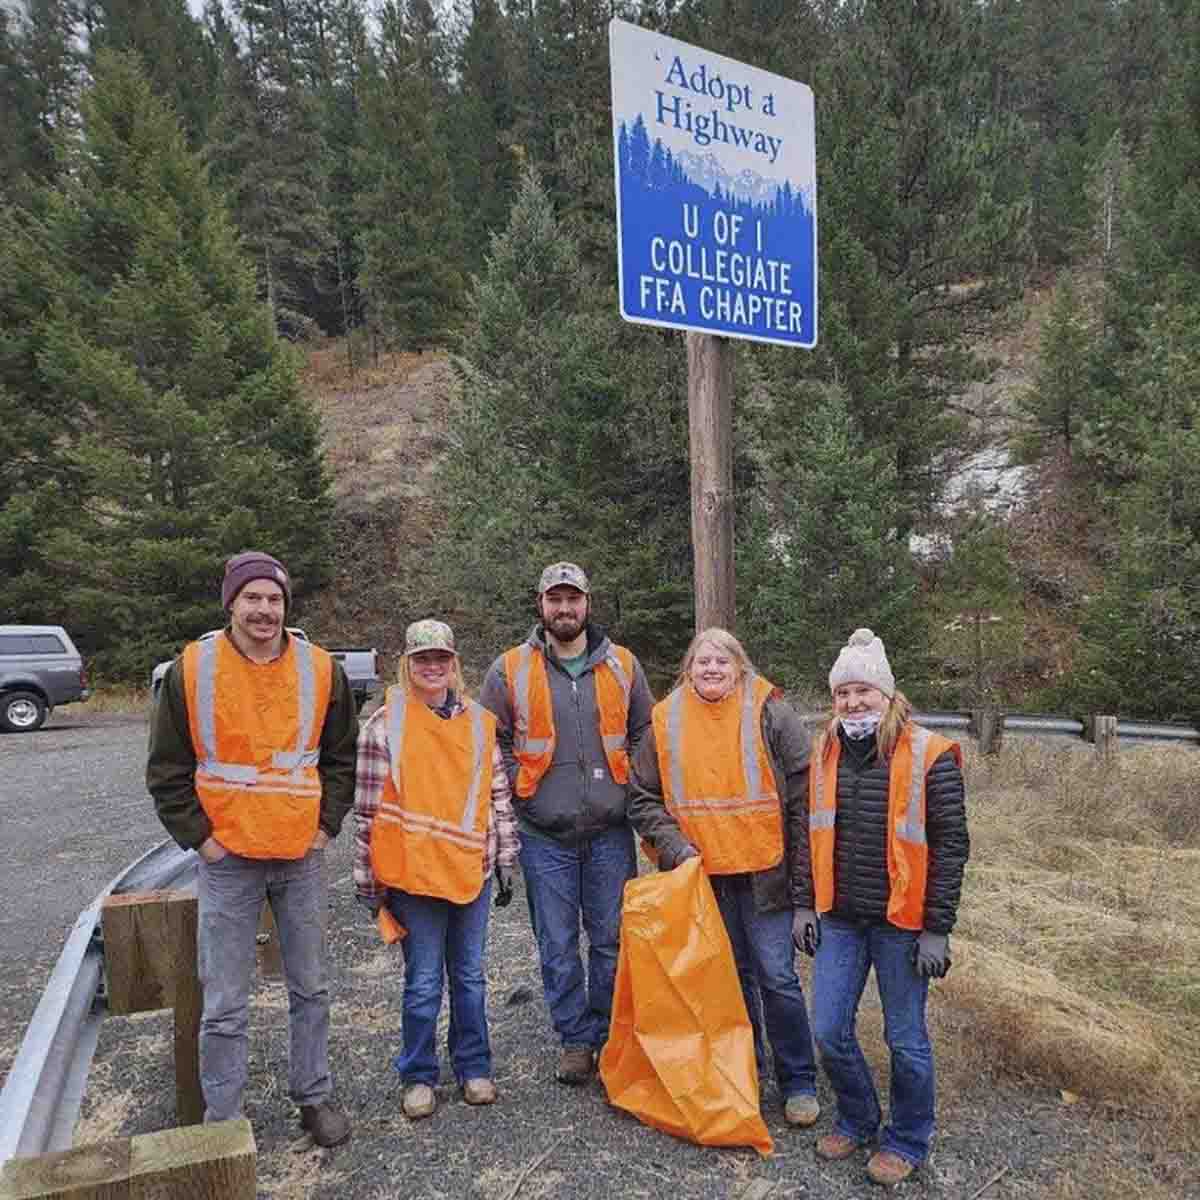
194, 635, 320, 783
655, 676, 783, 874
510, 644, 552, 757
372, 686, 493, 903
504, 642, 634, 796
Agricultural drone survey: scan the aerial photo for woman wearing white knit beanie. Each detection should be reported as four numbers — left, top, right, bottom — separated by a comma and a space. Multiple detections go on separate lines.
790, 629, 970, 1187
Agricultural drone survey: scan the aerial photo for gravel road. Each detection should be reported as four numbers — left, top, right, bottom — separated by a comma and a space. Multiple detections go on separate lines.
0, 716, 1176, 1199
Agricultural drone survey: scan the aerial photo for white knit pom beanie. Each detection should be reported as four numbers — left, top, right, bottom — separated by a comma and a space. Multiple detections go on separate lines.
828, 628, 895, 697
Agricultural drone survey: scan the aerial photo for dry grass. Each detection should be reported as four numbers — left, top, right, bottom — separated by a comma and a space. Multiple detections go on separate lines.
936, 740, 1200, 1147
73, 684, 149, 716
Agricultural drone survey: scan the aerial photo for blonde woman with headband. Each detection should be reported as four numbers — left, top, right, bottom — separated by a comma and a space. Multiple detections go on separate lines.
793, 629, 970, 1186
627, 627, 819, 1130
352, 619, 519, 1120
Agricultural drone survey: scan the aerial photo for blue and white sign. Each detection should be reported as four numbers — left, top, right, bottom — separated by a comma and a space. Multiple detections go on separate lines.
609, 19, 817, 348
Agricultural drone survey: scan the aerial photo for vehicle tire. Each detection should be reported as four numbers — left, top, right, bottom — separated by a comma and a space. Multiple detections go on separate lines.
0, 690, 49, 733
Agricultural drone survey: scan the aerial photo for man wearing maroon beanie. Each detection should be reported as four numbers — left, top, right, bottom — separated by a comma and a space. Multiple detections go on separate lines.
147, 551, 358, 1146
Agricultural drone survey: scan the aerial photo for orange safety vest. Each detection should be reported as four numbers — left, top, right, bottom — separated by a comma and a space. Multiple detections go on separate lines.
652, 675, 784, 875
370, 686, 497, 904
502, 642, 635, 798
809, 723, 962, 930
183, 632, 333, 860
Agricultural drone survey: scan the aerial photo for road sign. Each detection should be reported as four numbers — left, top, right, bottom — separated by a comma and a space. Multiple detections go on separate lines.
609, 18, 817, 349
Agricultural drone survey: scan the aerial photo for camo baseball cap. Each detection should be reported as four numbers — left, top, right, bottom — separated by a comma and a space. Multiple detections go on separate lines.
404, 619, 457, 655
538, 561, 590, 594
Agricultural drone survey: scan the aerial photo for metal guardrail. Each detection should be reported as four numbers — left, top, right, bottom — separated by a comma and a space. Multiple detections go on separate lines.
0, 839, 198, 1164
2, 707, 1196, 1167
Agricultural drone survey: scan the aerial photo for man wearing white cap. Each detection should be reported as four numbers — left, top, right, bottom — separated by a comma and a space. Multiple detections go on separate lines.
479, 562, 655, 1084
147, 550, 358, 1146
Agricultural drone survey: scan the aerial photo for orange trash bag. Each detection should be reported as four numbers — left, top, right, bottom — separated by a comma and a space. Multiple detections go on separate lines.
598, 857, 773, 1156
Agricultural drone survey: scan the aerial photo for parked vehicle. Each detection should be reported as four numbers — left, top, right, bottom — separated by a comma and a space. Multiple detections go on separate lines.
151, 629, 380, 712
0, 625, 90, 732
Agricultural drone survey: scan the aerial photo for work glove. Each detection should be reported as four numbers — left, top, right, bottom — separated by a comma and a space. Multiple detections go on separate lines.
669, 844, 701, 870
356, 894, 382, 917
494, 865, 515, 908
791, 908, 821, 957
912, 931, 951, 978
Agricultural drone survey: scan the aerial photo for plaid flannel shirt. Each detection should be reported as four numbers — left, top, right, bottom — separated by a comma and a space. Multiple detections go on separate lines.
353, 697, 519, 905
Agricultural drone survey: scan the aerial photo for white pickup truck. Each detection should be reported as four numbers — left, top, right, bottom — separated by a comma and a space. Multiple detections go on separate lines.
150, 628, 380, 712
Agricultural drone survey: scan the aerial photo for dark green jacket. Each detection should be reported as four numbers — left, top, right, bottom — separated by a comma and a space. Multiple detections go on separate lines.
627, 692, 811, 913
146, 629, 359, 851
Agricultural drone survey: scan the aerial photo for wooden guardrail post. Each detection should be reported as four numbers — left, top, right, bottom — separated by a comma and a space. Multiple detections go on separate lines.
0, 1118, 255, 1199
100, 891, 202, 1126
1090, 714, 1118, 759
970, 708, 1004, 754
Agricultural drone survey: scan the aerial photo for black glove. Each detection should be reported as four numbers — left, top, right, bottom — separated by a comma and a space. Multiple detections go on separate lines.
669, 844, 701, 870
791, 908, 821, 956
912, 931, 951, 978
494, 865, 515, 908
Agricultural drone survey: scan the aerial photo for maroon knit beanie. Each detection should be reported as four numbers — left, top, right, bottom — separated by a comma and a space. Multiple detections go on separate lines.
221, 551, 292, 611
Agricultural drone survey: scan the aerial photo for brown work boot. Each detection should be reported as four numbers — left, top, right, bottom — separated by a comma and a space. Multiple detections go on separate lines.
462, 1077, 498, 1106
784, 1093, 821, 1127
556, 1045, 595, 1084
816, 1132, 866, 1161
866, 1151, 916, 1186
299, 1100, 351, 1147
402, 1083, 437, 1120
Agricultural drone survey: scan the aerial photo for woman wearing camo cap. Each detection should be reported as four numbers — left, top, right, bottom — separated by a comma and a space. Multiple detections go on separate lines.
793, 629, 969, 1185
352, 619, 519, 1120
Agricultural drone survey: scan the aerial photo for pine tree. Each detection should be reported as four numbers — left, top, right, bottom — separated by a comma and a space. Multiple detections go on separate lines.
448, 0, 518, 270
354, 0, 463, 351
0, 51, 332, 678
437, 166, 694, 681
206, 0, 336, 338
813, 0, 1028, 539
83, 0, 219, 145
739, 383, 926, 697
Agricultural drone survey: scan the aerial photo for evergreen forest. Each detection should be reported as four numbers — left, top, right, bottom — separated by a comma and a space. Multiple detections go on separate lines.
1, 0, 1197, 722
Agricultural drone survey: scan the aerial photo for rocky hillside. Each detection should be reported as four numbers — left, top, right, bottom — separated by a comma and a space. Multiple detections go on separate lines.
296, 280, 1071, 699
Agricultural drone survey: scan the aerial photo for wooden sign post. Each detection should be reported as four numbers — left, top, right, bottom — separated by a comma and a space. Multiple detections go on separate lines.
687, 333, 736, 632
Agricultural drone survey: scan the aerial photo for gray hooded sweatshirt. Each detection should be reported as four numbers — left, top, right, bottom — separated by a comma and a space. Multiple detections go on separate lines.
478, 624, 655, 845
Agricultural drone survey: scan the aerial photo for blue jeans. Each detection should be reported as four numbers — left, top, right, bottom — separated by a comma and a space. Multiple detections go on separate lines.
812, 917, 934, 1165
197, 848, 331, 1121
519, 825, 636, 1048
386, 879, 493, 1086
711, 875, 817, 1098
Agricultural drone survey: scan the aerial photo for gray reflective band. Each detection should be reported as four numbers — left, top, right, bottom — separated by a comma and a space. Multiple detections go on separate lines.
512, 644, 534, 754
666, 688, 685, 804
460, 702, 487, 832
812, 736, 826, 810
293, 638, 316, 760
195, 635, 219, 762
386, 686, 409, 787
604, 651, 632, 704
199, 760, 258, 784
741, 677, 762, 801
602, 733, 627, 752
809, 809, 836, 830
898, 726, 930, 845
273, 749, 320, 769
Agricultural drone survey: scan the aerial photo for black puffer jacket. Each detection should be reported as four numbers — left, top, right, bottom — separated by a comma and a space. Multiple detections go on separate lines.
789, 725, 969, 935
